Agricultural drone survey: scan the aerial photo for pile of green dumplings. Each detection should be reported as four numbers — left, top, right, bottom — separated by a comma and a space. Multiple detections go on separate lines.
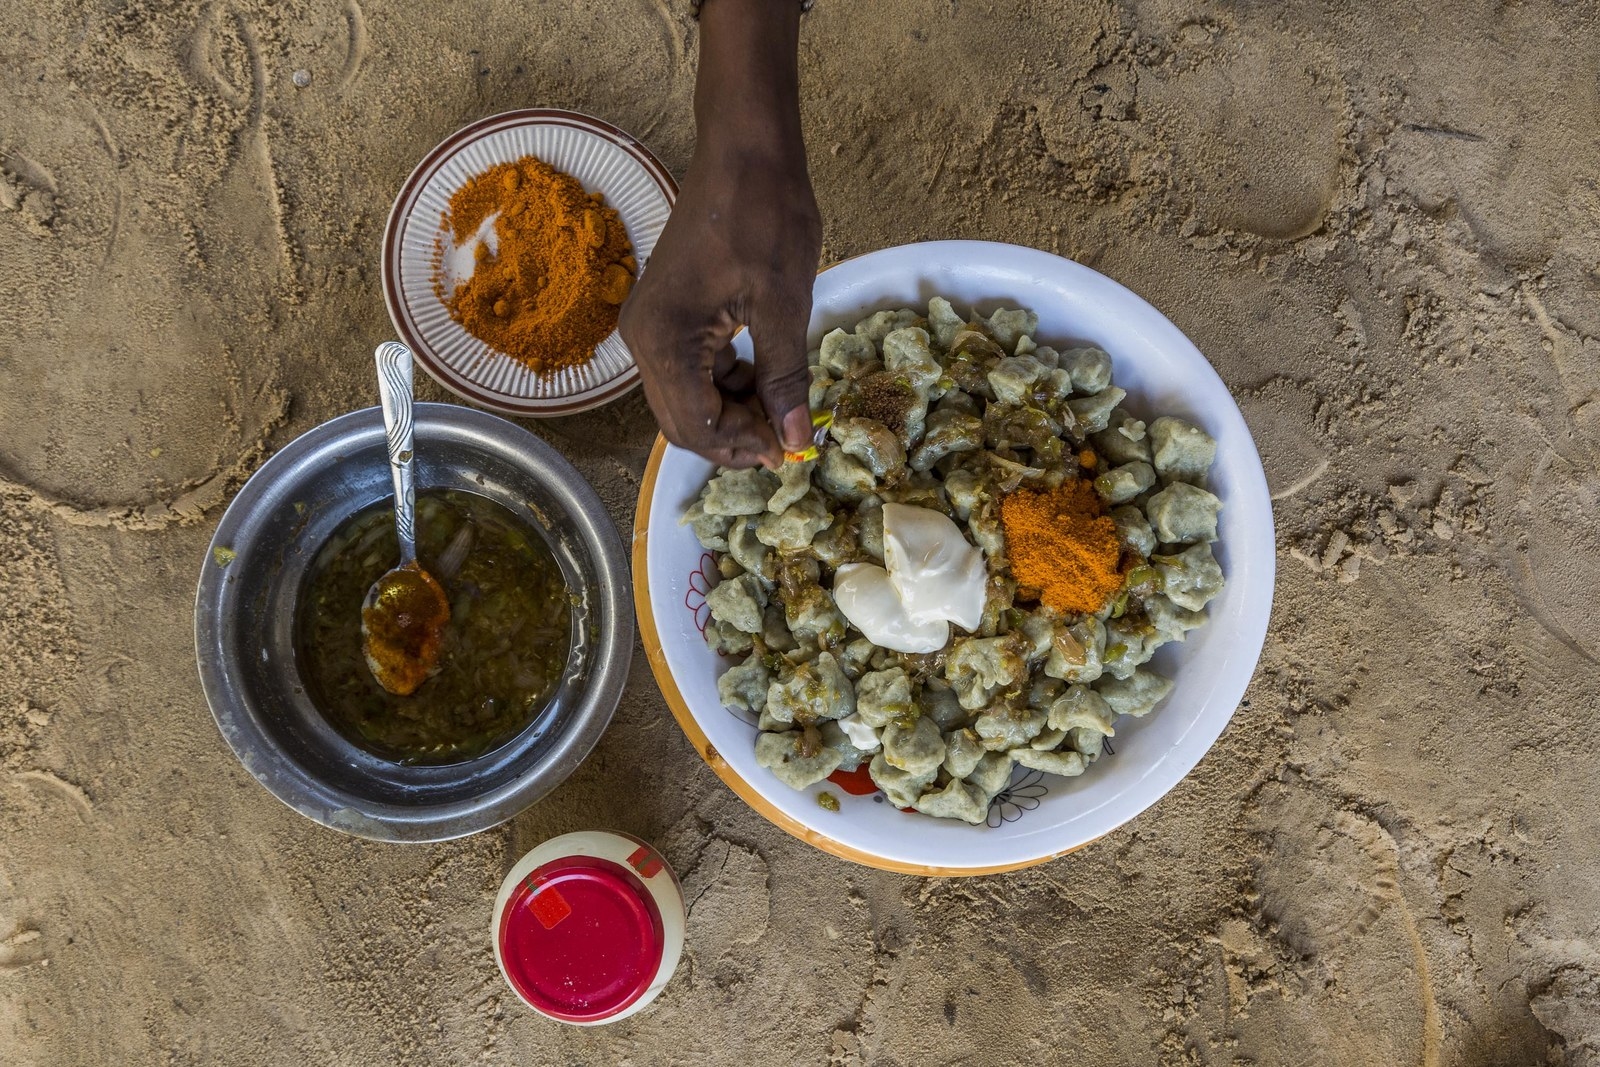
681, 299, 1226, 825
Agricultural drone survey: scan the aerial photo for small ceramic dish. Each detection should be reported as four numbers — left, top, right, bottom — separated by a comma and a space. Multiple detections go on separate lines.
633, 240, 1275, 876
382, 109, 676, 417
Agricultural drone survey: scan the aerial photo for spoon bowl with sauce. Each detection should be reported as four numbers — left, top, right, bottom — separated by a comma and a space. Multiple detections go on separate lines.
361, 341, 454, 696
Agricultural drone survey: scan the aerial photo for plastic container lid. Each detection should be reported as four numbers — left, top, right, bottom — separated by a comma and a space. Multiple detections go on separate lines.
492, 831, 684, 1025
498, 855, 664, 1022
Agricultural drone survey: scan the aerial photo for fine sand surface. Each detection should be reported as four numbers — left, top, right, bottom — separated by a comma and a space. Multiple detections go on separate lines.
4, 1, 1600, 1063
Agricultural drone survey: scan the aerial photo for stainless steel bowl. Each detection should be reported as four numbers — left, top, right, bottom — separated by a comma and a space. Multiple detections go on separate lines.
194, 403, 632, 842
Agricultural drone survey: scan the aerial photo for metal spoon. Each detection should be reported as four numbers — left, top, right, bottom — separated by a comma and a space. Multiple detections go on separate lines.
361, 341, 451, 697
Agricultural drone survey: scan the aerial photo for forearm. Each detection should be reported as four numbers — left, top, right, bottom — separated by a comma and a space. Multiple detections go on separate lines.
693, 0, 806, 164
619, 0, 819, 465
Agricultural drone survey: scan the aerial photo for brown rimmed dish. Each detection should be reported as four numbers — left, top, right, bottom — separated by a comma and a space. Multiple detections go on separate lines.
382, 109, 677, 417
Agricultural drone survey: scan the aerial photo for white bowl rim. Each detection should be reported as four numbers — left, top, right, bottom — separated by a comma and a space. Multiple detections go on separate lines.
634, 240, 1276, 875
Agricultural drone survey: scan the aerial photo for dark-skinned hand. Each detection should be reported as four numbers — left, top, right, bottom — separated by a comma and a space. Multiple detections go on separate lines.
619, 0, 820, 468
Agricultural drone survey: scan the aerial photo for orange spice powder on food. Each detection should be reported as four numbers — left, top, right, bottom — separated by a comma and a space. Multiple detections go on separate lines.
438, 155, 635, 376
999, 479, 1124, 615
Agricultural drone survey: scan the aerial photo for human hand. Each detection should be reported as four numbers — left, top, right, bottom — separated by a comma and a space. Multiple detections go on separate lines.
620, 151, 820, 468
618, 0, 819, 468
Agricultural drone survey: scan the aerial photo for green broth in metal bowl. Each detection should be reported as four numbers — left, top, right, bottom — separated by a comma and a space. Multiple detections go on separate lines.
295, 490, 572, 764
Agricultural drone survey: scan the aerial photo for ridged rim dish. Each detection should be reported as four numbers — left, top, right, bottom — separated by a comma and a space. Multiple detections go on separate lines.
382, 109, 677, 417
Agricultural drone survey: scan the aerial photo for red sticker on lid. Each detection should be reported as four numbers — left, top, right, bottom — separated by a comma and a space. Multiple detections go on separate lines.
527, 884, 573, 930
626, 845, 664, 879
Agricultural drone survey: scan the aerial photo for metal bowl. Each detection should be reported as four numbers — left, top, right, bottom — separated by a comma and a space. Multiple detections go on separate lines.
194, 403, 632, 842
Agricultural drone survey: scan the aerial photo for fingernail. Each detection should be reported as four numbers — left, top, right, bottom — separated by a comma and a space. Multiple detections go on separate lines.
780, 406, 812, 452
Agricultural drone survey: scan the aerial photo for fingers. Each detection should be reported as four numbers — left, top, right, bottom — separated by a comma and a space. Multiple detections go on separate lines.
695, 346, 781, 466
750, 288, 815, 454
699, 441, 770, 468
657, 382, 778, 468
636, 336, 781, 467
707, 394, 782, 468
616, 204, 805, 469
621, 283, 776, 466
713, 344, 758, 397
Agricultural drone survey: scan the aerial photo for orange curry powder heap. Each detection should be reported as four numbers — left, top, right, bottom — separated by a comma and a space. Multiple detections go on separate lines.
999, 479, 1124, 616
439, 155, 635, 376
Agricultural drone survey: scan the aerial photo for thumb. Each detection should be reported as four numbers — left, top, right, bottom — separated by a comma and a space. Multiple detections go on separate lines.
750, 292, 815, 454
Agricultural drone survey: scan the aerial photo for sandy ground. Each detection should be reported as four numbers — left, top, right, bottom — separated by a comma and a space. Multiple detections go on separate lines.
3, 0, 1600, 1063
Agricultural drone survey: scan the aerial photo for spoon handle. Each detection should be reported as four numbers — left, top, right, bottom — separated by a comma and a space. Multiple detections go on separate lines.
374, 341, 418, 565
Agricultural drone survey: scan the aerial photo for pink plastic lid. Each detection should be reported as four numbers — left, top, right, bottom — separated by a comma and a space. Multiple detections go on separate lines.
497, 855, 665, 1022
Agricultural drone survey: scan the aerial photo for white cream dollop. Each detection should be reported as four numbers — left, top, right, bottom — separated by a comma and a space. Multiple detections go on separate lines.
836, 713, 881, 752
881, 503, 988, 631
832, 562, 950, 654
828, 504, 988, 655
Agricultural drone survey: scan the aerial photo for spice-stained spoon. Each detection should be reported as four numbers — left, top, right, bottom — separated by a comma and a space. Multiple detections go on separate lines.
361, 341, 452, 696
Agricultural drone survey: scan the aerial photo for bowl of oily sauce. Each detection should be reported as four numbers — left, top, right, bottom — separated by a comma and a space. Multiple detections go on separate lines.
195, 403, 631, 841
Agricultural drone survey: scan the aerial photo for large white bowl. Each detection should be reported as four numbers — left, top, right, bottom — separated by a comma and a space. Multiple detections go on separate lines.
633, 241, 1274, 875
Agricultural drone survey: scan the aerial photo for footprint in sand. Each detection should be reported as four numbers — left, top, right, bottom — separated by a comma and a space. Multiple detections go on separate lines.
1507, 271, 1600, 668
1512, 448, 1600, 668
0, 3, 294, 520
188, 4, 297, 283
1529, 964, 1600, 1064
683, 836, 771, 953
0, 925, 47, 974
1139, 25, 1350, 241
1182, 781, 1445, 1066
1236, 376, 1333, 502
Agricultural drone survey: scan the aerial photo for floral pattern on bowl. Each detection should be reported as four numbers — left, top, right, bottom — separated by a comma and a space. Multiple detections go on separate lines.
986, 769, 1050, 828
684, 553, 716, 638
